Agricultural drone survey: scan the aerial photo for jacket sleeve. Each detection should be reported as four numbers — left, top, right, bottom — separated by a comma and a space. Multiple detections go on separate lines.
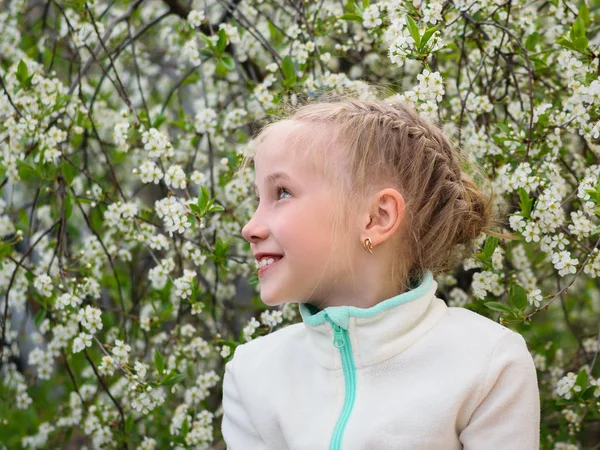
459, 331, 540, 450
221, 350, 268, 449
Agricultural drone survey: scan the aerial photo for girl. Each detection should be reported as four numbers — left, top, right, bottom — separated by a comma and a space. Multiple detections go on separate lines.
221, 94, 540, 449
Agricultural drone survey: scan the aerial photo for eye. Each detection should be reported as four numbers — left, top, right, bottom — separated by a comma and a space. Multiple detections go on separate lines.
276, 186, 292, 200
253, 186, 292, 205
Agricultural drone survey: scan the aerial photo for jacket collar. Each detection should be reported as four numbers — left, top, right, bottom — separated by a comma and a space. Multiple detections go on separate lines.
298, 271, 447, 369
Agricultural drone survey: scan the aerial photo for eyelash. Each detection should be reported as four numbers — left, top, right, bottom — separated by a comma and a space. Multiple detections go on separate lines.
254, 186, 291, 204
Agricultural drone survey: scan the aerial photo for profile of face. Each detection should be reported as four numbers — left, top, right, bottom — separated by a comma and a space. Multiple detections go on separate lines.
241, 121, 357, 307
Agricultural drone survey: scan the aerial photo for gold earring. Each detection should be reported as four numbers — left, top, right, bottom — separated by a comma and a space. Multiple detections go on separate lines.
363, 238, 373, 253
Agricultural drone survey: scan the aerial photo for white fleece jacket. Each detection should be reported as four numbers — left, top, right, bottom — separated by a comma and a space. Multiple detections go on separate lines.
221, 271, 540, 449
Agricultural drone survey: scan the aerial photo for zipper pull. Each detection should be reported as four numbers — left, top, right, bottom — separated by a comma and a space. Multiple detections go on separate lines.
324, 313, 345, 348
332, 323, 345, 349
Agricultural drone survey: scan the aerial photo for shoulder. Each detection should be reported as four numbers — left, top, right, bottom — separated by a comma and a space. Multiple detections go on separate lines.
228, 322, 305, 372
440, 305, 517, 340
430, 305, 531, 361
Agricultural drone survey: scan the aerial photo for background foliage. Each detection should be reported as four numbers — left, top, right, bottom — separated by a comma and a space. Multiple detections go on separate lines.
1, 0, 600, 448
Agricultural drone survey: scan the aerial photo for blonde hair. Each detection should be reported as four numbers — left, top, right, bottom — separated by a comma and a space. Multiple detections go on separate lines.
239, 90, 511, 292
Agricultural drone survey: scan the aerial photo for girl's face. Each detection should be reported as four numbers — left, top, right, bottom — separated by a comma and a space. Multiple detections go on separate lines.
242, 122, 357, 307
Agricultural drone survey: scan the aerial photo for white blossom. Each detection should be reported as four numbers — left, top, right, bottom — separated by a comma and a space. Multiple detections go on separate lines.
174, 269, 196, 300
72, 332, 92, 353
56, 293, 82, 310
260, 310, 283, 329
138, 161, 163, 184
242, 317, 260, 342
155, 197, 191, 236
142, 128, 174, 159
34, 275, 53, 297
555, 372, 577, 399
194, 108, 218, 134
78, 305, 103, 334
164, 165, 187, 190
112, 339, 132, 365
188, 10, 205, 28
552, 251, 578, 277
527, 289, 543, 308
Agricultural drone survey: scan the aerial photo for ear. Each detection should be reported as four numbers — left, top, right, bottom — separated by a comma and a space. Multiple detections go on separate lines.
363, 188, 405, 247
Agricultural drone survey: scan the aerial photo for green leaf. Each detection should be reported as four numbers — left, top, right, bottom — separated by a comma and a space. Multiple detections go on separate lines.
419, 25, 438, 51
198, 186, 209, 210
518, 188, 533, 218
181, 416, 189, 436
405, 15, 421, 48
573, 36, 589, 52
580, 2, 590, 26
582, 385, 597, 400
217, 29, 228, 54
63, 427, 74, 443
281, 55, 297, 89
64, 195, 73, 219
152, 114, 167, 129
495, 122, 512, 135
138, 109, 150, 128
282, 55, 295, 81
159, 305, 174, 321
34, 309, 46, 327
525, 32, 540, 52
556, 37, 575, 51
198, 33, 214, 49
584, 187, 600, 203
161, 372, 185, 387
53, 93, 69, 113
339, 13, 363, 21
267, 20, 283, 46
208, 204, 225, 213
483, 236, 499, 259
571, 17, 585, 41
509, 284, 528, 310
125, 414, 134, 434
221, 56, 235, 71
16, 60, 29, 86
62, 161, 77, 186
170, 120, 189, 131
17, 161, 39, 181
154, 349, 165, 375
484, 301, 513, 313
575, 369, 588, 392
362, 0, 370, 7
0, 243, 12, 258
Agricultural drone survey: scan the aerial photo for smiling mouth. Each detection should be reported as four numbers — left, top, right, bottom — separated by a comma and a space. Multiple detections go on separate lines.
258, 257, 284, 277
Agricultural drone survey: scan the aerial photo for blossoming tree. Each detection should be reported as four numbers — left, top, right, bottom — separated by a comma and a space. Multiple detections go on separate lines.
1, 0, 599, 448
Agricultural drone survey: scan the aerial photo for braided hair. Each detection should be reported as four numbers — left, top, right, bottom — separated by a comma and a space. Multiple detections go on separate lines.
240, 91, 505, 292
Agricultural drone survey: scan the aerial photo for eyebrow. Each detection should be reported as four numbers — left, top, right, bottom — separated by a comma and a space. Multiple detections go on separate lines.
253, 172, 291, 191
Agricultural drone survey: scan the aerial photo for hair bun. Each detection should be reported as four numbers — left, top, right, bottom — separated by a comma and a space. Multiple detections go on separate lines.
454, 173, 492, 245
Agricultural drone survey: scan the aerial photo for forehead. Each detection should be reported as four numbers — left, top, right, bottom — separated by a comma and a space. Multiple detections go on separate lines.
252, 120, 326, 182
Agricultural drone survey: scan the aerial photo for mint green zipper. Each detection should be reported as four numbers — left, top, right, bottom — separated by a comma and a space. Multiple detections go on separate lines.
324, 314, 357, 450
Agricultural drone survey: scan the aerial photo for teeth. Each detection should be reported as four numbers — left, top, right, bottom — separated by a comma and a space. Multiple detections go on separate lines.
257, 257, 278, 268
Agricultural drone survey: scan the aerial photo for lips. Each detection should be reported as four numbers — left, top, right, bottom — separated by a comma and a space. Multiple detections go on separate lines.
258, 256, 284, 277
254, 252, 284, 261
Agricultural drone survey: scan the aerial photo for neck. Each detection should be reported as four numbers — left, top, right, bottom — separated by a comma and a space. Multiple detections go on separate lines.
304, 242, 411, 310
306, 268, 410, 311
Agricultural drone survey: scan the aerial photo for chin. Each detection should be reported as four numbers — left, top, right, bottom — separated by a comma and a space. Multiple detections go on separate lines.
259, 294, 287, 308
259, 287, 298, 307
261, 298, 285, 308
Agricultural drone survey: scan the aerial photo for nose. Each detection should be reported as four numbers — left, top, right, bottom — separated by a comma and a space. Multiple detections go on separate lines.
241, 212, 269, 244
